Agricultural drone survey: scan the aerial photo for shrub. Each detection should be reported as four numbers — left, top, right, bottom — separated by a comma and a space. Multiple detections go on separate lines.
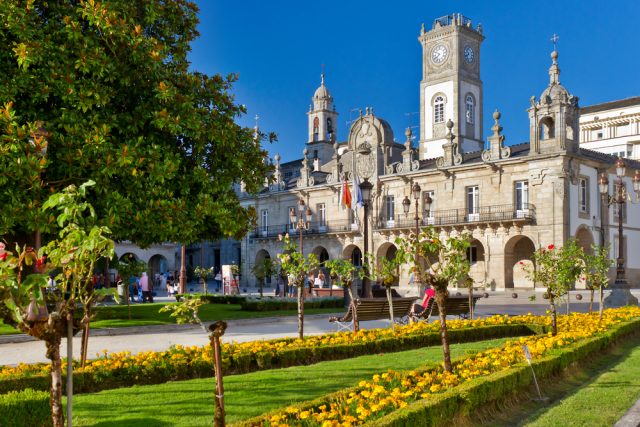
240, 297, 343, 311
0, 388, 51, 427
174, 294, 247, 304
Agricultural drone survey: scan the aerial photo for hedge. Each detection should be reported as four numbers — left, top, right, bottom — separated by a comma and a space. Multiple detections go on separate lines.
0, 388, 51, 427
174, 294, 247, 304
239, 297, 343, 311
0, 323, 538, 396
232, 318, 640, 427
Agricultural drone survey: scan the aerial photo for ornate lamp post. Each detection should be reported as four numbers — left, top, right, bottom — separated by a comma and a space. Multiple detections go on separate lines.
356, 142, 375, 298
290, 198, 312, 255
403, 183, 432, 295
598, 158, 640, 307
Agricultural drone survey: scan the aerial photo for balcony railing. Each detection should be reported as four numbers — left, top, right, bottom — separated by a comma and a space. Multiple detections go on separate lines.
375, 203, 536, 230
250, 219, 358, 239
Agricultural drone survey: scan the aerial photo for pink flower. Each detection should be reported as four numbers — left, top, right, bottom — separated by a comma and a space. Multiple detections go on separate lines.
518, 261, 525, 265
548, 244, 555, 250
0, 242, 5, 251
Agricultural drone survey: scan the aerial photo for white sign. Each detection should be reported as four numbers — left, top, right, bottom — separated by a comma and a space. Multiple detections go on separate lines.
522, 344, 532, 361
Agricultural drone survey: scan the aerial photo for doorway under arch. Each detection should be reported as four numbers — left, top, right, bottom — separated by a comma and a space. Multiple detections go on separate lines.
376, 242, 399, 287
148, 254, 168, 279
504, 235, 536, 288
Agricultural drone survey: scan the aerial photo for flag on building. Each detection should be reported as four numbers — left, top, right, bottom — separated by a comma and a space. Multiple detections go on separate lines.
341, 176, 352, 209
353, 175, 363, 211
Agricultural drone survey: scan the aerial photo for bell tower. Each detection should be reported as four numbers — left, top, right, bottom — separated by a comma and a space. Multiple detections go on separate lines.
306, 73, 338, 168
418, 13, 485, 159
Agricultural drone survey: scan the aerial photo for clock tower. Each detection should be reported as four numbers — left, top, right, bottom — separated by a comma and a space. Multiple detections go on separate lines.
418, 13, 485, 159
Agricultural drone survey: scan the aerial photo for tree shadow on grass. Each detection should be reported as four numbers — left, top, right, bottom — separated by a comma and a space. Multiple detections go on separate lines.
88, 418, 174, 427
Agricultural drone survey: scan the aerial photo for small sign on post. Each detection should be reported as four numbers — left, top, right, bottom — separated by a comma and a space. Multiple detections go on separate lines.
522, 344, 548, 402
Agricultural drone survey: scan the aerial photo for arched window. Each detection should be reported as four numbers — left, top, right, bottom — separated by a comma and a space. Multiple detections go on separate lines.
539, 117, 555, 140
465, 95, 474, 124
434, 96, 445, 123
326, 118, 333, 133
313, 117, 319, 141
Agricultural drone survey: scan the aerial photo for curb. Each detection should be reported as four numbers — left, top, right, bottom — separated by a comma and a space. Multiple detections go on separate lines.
615, 398, 640, 427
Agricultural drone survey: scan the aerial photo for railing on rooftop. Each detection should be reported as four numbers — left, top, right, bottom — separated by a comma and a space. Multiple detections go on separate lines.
375, 203, 536, 230
433, 13, 472, 28
250, 219, 358, 239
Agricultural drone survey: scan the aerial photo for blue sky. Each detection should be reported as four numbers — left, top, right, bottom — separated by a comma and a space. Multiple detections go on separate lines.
190, 1, 640, 162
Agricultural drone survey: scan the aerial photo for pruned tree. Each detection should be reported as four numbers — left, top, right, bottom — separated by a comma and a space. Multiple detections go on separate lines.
396, 227, 470, 372
584, 243, 613, 321
251, 258, 277, 297
277, 235, 318, 339
524, 240, 585, 336
194, 266, 216, 295
360, 252, 403, 331
0, 182, 114, 427
325, 258, 359, 332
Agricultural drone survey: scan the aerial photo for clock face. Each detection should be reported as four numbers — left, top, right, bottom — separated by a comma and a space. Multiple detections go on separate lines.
431, 44, 448, 64
464, 45, 475, 63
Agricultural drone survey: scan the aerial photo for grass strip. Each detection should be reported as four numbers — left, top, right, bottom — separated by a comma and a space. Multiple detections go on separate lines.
69, 338, 511, 426
0, 303, 340, 334
509, 332, 640, 427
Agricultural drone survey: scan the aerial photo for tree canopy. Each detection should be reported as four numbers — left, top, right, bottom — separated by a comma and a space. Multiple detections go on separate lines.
0, 0, 273, 246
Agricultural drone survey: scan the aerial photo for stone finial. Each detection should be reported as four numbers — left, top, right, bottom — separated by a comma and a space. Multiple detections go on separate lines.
446, 119, 454, 131
404, 127, 412, 149
482, 108, 511, 162
436, 120, 462, 168
549, 50, 560, 85
421, 23, 425, 34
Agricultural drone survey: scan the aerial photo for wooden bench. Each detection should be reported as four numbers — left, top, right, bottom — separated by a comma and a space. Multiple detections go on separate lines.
329, 297, 416, 332
313, 288, 344, 298
411, 295, 483, 322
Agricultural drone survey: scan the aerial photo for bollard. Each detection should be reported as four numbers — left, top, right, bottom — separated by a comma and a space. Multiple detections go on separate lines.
209, 321, 228, 427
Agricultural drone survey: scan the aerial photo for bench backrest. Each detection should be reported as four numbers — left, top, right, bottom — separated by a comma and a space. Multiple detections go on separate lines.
355, 297, 415, 321
436, 295, 482, 316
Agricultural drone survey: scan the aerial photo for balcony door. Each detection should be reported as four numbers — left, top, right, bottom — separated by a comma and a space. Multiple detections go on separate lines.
466, 186, 479, 222
515, 181, 529, 218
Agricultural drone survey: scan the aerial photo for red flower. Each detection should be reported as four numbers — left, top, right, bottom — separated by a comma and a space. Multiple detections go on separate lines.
548, 244, 555, 250
36, 256, 46, 270
0, 252, 6, 261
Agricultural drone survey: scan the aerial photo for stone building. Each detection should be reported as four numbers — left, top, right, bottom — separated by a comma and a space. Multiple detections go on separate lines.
579, 97, 640, 160
239, 13, 640, 294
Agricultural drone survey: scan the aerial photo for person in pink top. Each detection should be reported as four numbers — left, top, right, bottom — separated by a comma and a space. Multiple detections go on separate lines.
411, 284, 435, 316
139, 272, 153, 303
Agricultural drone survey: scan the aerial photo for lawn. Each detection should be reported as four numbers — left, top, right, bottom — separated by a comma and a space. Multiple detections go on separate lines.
71, 338, 511, 426
483, 332, 640, 427
0, 303, 341, 334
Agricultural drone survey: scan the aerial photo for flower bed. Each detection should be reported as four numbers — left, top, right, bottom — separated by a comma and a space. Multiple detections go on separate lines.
235, 307, 640, 426
0, 315, 541, 395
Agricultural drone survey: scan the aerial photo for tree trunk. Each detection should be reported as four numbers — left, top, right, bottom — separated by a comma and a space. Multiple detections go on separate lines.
203, 278, 208, 295
297, 285, 304, 340
66, 313, 73, 427
386, 288, 395, 332
80, 311, 91, 368
125, 284, 131, 320
46, 335, 64, 427
259, 279, 263, 298
347, 286, 359, 333
599, 287, 604, 322
549, 296, 558, 336
435, 289, 452, 372
468, 285, 474, 320
589, 289, 594, 314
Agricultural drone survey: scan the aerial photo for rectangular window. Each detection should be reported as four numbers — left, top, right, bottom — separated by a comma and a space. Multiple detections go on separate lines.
515, 181, 529, 212
287, 206, 296, 231
578, 177, 589, 214
467, 246, 478, 264
317, 203, 326, 227
385, 196, 395, 224
261, 209, 268, 235
596, 132, 603, 139
467, 186, 479, 221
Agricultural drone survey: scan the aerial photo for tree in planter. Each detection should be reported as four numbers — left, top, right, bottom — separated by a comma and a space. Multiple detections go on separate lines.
251, 258, 278, 297
0, 182, 114, 427
396, 227, 470, 372
194, 266, 216, 295
524, 240, 585, 336
277, 235, 318, 339
584, 243, 613, 321
325, 258, 359, 332
360, 252, 404, 331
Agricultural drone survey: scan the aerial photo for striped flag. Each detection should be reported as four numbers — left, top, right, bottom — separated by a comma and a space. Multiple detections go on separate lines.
353, 175, 363, 211
341, 176, 352, 209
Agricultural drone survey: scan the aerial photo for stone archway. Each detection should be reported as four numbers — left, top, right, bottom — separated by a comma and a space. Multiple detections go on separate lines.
376, 242, 399, 287
342, 244, 363, 293
119, 253, 139, 262
254, 249, 272, 286
312, 246, 330, 287
504, 235, 536, 288
575, 226, 595, 256
467, 238, 486, 285
148, 254, 168, 280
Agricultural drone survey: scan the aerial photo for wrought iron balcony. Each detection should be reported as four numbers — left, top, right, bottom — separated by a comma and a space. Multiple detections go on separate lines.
250, 219, 358, 239
375, 203, 536, 230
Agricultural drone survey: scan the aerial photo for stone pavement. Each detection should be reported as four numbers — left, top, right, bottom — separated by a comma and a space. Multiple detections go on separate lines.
0, 289, 623, 366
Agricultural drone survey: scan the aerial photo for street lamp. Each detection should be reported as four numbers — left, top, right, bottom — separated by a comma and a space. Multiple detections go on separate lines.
290, 198, 312, 255
359, 178, 373, 297
402, 183, 431, 295
598, 157, 640, 307
356, 142, 375, 298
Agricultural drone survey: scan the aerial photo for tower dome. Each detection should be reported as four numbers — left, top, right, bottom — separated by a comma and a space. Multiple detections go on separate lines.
312, 73, 333, 111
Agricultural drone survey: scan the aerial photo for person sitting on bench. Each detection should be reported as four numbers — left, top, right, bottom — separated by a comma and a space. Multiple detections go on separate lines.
411, 284, 435, 316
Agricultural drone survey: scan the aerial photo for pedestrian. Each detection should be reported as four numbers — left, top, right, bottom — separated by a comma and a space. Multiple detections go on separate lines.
214, 270, 222, 293
287, 274, 296, 297
166, 277, 173, 297
140, 272, 152, 302
307, 272, 315, 296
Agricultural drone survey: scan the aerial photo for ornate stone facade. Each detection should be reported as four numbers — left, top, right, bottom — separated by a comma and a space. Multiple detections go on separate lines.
239, 13, 640, 294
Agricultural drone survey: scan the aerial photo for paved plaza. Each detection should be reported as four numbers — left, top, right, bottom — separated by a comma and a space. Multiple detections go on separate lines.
0, 290, 623, 366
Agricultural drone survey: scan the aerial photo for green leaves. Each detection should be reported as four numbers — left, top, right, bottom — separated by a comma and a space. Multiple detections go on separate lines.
277, 234, 319, 288
525, 239, 585, 299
